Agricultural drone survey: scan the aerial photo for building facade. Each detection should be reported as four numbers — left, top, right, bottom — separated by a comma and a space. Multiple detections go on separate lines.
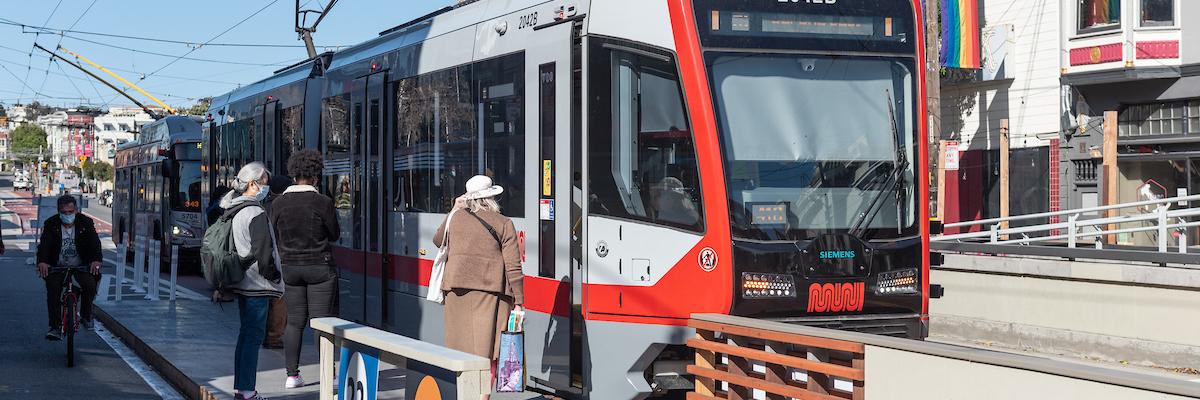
939, 0, 1065, 229
1060, 0, 1194, 246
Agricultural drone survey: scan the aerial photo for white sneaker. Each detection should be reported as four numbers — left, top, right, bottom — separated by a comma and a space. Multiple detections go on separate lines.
285, 375, 305, 389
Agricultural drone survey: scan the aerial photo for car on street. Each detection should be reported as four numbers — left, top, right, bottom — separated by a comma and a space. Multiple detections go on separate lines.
13, 178, 31, 191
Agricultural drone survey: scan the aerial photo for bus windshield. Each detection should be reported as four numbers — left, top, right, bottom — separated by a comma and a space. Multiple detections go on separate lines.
708, 53, 917, 241
173, 160, 202, 212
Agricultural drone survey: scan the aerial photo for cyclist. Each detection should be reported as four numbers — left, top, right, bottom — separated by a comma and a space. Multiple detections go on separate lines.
37, 195, 103, 340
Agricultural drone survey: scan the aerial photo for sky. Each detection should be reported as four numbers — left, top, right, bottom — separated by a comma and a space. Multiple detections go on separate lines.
0, 0, 454, 110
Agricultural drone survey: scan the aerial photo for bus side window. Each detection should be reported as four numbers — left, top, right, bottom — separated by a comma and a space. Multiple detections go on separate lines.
587, 42, 704, 232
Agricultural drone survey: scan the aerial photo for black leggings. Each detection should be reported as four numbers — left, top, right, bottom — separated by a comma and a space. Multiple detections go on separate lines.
45, 271, 98, 330
282, 264, 338, 377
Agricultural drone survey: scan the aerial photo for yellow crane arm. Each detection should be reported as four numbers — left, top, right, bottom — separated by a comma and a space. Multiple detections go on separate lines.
57, 45, 177, 115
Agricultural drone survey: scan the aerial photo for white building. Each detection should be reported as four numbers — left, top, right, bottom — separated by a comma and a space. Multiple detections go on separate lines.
93, 106, 155, 164
939, 0, 1065, 226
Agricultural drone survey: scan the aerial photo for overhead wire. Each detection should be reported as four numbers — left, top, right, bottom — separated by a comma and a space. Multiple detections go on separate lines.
39, 0, 98, 105
140, 0, 283, 82
0, 18, 345, 48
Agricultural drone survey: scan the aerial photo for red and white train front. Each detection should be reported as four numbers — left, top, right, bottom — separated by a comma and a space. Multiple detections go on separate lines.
576, 0, 928, 396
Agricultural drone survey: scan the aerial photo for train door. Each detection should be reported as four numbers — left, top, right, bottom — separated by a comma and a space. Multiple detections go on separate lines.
364, 72, 388, 328
520, 17, 579, 391
263, 100, 279, 172
340, 85, 366, 323
349, 72, 388, 327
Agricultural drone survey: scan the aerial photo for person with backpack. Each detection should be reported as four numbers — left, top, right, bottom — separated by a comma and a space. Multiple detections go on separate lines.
432, 175, 524, 398
269, 150, 340, 389
208, 162, 282, 400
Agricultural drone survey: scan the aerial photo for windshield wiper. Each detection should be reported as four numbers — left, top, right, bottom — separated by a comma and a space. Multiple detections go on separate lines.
848, 89, 908, 236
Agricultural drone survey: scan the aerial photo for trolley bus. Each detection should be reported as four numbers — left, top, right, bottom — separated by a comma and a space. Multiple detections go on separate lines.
205, 0, 930, 397
113, 116, 207, 267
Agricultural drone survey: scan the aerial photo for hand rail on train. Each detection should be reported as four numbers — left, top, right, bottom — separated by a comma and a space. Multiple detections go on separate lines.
309, 317, 491, 400
686, 313, 1200, 399
932, 193, 1200, 258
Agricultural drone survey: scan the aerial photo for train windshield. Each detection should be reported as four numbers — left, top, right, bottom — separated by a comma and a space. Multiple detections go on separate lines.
708, 53, 916, 241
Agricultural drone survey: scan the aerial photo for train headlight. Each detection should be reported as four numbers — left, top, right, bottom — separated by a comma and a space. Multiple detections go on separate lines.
741, 273, 796, 299
875, 268, 919, 295
171, 224, 195, 239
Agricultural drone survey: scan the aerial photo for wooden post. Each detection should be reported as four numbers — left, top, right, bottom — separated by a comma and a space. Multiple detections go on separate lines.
694, 330, 717, 396
1103, 111, 1119, 244
937, 140, 948, 222
1000, 119, 1010, 237
925, 0, 942, 218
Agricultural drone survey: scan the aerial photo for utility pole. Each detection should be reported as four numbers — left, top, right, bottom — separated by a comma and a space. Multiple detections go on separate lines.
925, 0, 942, 218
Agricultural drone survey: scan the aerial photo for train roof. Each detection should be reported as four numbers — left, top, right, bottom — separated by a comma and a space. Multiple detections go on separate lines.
209, 54, 329, 112
326, 0, 550, 71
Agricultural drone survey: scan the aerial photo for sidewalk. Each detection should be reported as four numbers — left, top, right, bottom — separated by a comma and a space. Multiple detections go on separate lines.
2, 189, 542, 399
95, 294, 324, 400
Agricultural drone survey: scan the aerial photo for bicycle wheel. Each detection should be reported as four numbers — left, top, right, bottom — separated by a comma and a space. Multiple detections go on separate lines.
64, 294, 76, 368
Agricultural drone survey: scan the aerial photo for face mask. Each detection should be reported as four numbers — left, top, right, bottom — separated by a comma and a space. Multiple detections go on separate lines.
253, 184, 269, 202
60, 213, 76, 225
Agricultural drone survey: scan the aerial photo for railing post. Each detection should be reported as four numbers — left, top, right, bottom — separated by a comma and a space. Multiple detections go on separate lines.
1067, 214, 1078, 248
1157, 205, 1169, 253
169, 245, 179, 302
990, 223, 1000, 243
115, 243, 126, 302
1180, 231, 1189, 254
146, 240, 160, 301
132, 237, 145, 293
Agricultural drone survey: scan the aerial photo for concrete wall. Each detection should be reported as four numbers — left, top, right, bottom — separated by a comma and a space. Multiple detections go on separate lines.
930, 254, 1200, 369
866, 346, 1196, 400
941, 0, 1062, 150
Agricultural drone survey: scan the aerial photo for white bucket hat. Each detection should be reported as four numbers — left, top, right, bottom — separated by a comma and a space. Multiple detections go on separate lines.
463, 175, 504, 200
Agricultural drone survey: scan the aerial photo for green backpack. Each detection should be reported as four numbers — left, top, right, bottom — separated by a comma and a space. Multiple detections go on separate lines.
201, 202, 258, 291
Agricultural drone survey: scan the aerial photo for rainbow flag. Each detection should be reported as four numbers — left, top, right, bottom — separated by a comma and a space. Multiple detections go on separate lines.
940, 0, 980, 69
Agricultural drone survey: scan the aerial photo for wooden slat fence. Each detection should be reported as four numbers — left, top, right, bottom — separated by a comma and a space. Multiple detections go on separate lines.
687, 318, 865, 400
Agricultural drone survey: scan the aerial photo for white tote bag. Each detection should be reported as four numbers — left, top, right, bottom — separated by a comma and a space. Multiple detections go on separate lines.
426, 211, 455, 304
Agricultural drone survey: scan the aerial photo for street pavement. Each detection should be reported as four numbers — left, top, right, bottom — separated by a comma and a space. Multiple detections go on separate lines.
0, 177, 175, 399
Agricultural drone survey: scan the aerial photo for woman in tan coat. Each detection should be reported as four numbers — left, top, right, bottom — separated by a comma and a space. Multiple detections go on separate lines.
433, 175, 525, 387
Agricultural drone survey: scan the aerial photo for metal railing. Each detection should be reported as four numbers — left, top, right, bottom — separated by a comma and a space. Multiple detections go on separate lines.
685, 313, 1200, 400
933, 194, 1200, 254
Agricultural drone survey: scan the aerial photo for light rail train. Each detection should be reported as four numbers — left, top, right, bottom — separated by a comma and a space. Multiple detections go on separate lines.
204, 0, 931, 397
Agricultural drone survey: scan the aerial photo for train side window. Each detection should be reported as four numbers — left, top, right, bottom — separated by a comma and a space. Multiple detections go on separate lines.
280, 105, 303, 167
393, 66, 477, 213
474, 52, 526, 217
322, 93, 354, 246
587, 42, 704, 232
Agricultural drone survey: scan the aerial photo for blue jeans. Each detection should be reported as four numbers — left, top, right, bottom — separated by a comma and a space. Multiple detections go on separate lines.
235, 295, 270, 391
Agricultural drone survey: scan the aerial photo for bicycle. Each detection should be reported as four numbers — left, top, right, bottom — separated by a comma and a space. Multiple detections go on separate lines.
53, 265, 88, 368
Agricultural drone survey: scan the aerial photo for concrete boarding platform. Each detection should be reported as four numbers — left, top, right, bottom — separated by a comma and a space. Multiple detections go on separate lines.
96, 297, 546, 399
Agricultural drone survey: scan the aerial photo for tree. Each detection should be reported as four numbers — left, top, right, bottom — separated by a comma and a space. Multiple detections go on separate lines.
10, 123, 47, 163
82, 159, 113, 182
183, 97, 213, 116
0, 103, 7, 117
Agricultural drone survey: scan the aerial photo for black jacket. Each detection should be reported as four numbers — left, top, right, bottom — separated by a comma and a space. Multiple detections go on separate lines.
38, 214, 103, 268
270, 188, 340, 266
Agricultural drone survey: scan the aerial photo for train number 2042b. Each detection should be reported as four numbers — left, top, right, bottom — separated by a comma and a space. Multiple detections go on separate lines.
519, 12, 538, 29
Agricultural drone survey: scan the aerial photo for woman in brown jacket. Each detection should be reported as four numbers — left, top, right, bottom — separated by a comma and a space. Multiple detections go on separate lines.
433, 175, 525, 383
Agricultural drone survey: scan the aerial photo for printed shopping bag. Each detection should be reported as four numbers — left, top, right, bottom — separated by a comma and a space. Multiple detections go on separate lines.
496, 330, 525, 392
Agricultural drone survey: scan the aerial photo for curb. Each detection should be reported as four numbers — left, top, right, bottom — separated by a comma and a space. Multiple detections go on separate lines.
94, 305, 226, 400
